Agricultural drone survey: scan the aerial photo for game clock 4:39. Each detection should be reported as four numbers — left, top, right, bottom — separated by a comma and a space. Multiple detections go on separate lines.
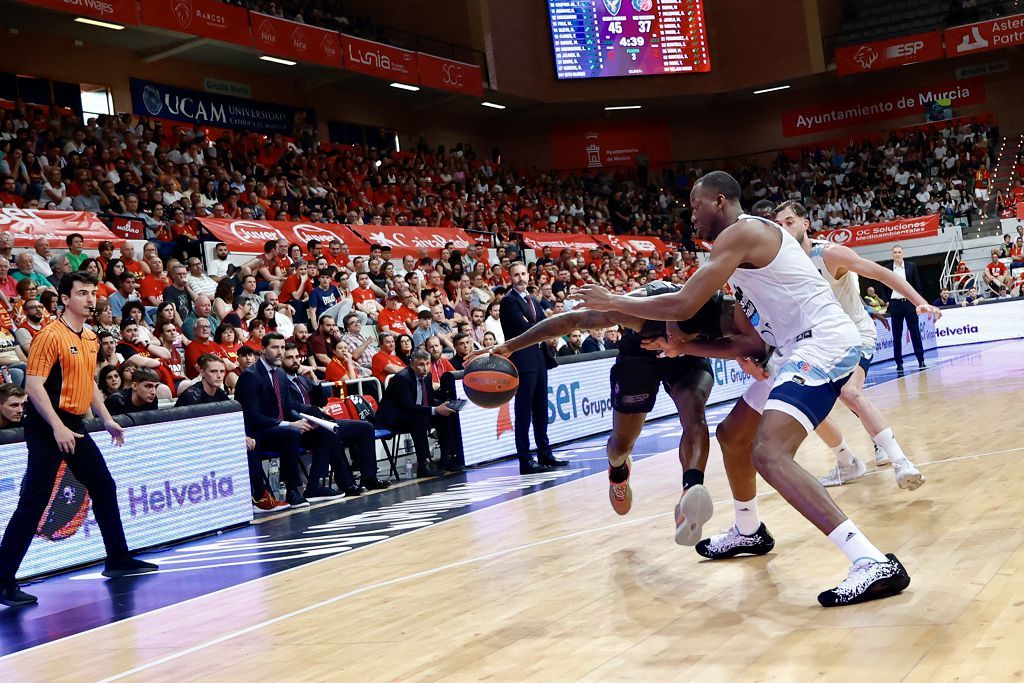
548, 0, 711, 79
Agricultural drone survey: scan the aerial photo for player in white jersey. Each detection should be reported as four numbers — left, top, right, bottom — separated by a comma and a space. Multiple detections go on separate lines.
577, 171, 910, 607
774, 201, 941, 489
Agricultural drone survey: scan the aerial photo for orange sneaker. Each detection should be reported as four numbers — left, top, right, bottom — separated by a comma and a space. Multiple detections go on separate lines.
608, 455, 633, 515
252, 492, 290, 514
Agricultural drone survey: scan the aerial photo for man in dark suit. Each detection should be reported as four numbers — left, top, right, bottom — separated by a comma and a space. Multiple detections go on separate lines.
500, 262, 567, 474
580, 329, 606, 354
375, 349, 462, 477
281, 343, 389, 492
234, 333, 322, 508
884, 245, 927, 372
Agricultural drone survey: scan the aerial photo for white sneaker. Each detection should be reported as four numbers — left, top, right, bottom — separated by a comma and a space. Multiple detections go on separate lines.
893, 458, 925, 491
874, 444, 890, 467
674, 484, 713, 546
818, 457, 868, 487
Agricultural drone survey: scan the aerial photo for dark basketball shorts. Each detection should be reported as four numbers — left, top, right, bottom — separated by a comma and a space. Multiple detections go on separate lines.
610, 354, 713, 414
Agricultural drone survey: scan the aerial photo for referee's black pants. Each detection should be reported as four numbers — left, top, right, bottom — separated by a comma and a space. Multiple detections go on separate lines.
889, 298, 925, 367
0, 411, 130, 582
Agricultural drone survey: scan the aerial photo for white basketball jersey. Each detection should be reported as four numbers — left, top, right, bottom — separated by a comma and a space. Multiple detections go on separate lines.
727, 214, 859, 356
808, 239, 877, 345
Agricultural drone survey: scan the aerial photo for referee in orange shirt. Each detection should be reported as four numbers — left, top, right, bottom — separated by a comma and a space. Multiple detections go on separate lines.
0, 272, 157, 608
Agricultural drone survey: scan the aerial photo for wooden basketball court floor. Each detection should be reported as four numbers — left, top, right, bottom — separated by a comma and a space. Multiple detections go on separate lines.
2, 339, 1024, 682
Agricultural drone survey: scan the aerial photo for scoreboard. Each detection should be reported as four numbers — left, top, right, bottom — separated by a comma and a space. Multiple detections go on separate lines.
548, 0, 710, 80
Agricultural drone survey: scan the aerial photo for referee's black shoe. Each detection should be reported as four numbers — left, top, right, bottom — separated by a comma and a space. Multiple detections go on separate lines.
102, 557, 159, 578
539, 456, 569, 467
0, 581, 37, 607
519, 459, 551, 475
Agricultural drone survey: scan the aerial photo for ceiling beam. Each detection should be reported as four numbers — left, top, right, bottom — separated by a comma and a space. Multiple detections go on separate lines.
143, 37, 211, 63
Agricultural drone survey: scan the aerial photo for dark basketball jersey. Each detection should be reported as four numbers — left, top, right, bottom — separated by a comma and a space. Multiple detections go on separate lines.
617, 282, 724, 358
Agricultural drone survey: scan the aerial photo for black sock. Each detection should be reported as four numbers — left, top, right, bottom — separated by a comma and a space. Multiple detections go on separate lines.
683, 469, 704, 490
608, 462, 629, 484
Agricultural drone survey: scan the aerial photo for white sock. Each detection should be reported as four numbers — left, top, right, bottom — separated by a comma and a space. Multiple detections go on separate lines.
734, 497, 760, 535
828, 519, 887, 565
872, 428, 909, 465
832, 438, 856, 467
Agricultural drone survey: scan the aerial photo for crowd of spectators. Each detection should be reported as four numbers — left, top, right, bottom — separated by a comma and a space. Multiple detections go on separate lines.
731, 121, 998, 234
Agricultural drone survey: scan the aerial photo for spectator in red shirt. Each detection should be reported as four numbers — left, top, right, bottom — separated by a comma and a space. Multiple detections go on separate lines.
377, 293, 414, 335
0, 177, 23, 208
243, 318, 267, 351
351, 272, 383, 322
323, 239, 350, 268
139, 256, 171, 307
280, 260, 313, 325
371, 332, 405, 386
304, 239, 324, 264
1010, 237, 1024, 269
424, 335, 455, 388
308, 314, 341, 371
116, 318, 173, 399
324, 340, 360, 383
184, 318, 222, 379
255, 239, 286, 291
983, 249, 1012, 295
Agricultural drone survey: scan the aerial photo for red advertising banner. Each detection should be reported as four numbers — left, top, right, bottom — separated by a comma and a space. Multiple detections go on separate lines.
19, 0, 140, 25
139, 0, 252, 47
1017, 202, 1024, 220
341, 35, 419, 85
819, 215, 940, 248
781, 78, 986, 137
945, 13, 1024, 58
592, 234, 671, 256
519, 232, 600, 252
836, 31, 944, 76
108, 216, 145, 240
0, 209, 120, 248
417, 53, 484, 97
249, 13, 342, 68
347, 225, 474, 258
550, 121, 672, 171
197, 219, 368, 255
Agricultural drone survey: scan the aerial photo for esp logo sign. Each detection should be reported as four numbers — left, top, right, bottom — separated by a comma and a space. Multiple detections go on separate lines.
885, 40, 926, 58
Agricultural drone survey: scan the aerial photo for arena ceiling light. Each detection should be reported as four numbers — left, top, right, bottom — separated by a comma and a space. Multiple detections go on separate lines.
74, 17, 125, 30
481, 102, 506, 109
260, 55, 297, 66
753, 85, 790, 95
389, 82, 421, 92
604, 105, 642, 111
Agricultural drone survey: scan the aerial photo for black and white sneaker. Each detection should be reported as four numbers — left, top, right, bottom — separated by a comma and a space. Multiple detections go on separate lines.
817, 553, 910, 607
695, 523, 775, 560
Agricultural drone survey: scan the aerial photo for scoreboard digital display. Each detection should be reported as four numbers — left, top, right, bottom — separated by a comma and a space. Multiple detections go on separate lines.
548, 0, 710, 80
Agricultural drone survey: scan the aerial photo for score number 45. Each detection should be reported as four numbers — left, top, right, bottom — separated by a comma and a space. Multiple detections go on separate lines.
608, 20, 652, 33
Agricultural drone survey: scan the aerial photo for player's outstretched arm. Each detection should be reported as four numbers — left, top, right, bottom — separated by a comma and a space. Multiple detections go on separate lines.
824, 246, 941, 320
576, 228, 745, 321
470, 309, 633, 360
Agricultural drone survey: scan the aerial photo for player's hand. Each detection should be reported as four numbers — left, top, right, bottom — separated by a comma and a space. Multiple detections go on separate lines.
572, 284, 616, 312
640, 338, 682, 358
434, 404, 455, 417
737, 356, 770, 380
104, 419, 125, 447
54, 424, 84, 454
916, 303, 942, 321
245, 436, 256, 451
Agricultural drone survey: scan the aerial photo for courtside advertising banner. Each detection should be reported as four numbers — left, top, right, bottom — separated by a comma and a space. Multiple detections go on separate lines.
341, 35, 419, 85
592, 234, 671, 256
0, 208, 121, 248
871, 315, 937, 364
932, 299, 1024, 346
347, 225, 475, 258
456, 355, 760, 465
19, 0, 140, 24
945, 13, 1024, 58
130, 78, 314, 136
781, 78, 986, 137
0, 414, 251, 580
519, 231, 600, 252
417, 53, 484, 97
250, 13, 342, 68
835, 31, 945, 76
138, 0, 252, 47
820, 215, 940, 247
197, 218, 368, 255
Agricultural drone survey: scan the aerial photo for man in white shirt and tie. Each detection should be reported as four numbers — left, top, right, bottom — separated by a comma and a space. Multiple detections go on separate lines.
886, 245, 927, 373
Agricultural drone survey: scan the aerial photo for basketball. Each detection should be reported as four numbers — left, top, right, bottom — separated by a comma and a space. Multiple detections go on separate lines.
462, 355, 520, 408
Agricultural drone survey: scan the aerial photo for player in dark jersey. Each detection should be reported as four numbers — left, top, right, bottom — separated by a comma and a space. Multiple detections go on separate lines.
475, 282, 765, 545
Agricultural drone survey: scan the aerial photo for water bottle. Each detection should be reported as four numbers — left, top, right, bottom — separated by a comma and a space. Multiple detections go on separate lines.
405, 458, 414, 479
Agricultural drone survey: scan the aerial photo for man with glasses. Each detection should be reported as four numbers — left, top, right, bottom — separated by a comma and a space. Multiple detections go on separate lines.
14, 300, 48, 354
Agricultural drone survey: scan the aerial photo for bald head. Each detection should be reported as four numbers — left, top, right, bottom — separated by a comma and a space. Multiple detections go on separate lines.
194, 295, 212, 317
